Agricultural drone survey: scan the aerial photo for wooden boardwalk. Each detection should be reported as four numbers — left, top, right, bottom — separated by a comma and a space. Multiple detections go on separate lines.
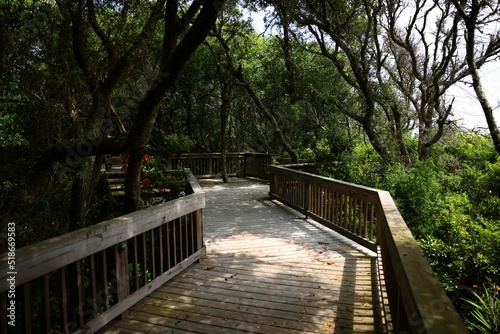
98, 178, 388, 334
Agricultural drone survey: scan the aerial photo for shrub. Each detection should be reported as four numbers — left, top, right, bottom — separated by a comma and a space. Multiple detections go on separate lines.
464, 286, 500, 333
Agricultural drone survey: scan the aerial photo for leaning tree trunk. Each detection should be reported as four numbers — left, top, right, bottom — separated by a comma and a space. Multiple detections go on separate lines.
220, 82, 230, 183
123, 0, 226, 213
233, 68, 298, 163
465, 29, 500, 155
452, 0, 500, 155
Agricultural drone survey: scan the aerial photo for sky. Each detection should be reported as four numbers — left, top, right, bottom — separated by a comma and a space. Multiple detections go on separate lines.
246, 10, 500, 132
449, 63, 500, 131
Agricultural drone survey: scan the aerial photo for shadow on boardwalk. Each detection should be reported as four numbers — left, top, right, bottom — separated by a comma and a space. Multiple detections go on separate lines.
99, 178, 388, 334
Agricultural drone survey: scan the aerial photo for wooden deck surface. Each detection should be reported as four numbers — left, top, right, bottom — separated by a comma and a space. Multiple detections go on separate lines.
98, 178, 388, 334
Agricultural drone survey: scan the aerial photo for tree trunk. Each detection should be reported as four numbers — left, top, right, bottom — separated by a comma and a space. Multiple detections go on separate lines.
68, 156, 103, 231
123, 0, 225, 213
473, 75, 500, 155
465, 15, 500, 154
234, 69, 298, 163
220, 82, 230, 183
68, 91, 113, 230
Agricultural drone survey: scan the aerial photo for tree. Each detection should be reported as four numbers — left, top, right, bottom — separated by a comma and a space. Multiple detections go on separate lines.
452, 0, 500, 155
9, 0, 225, 229
383, 0, 492, 161
55, 0, 167, 230
258, 0, 402, 162
210, 3, 299, 162
123, 0, 225, 211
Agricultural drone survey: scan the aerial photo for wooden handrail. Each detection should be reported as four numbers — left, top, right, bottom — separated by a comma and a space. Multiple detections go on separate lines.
0, 170, 205, 333
269, 164, 468, 334
166, 152, 278, 180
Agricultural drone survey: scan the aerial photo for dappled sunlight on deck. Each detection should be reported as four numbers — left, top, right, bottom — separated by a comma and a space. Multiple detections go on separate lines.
99, 178, 388, 334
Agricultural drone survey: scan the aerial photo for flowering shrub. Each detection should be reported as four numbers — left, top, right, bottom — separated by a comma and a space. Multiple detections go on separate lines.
119, 153, 189, 207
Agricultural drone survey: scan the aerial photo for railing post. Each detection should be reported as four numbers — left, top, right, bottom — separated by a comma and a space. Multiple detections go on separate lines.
243, 153, 248, 177
196, 209, 204, 252
115, 242, 129, 319
305, 181, 311, 219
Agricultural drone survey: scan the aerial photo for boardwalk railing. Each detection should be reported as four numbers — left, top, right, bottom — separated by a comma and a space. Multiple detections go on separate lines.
269, 164, 468, 334
167, 152, 277, 180
0, 171, 205, 334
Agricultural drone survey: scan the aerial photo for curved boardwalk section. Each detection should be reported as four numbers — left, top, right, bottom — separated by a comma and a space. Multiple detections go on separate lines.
99, 178, 387, 334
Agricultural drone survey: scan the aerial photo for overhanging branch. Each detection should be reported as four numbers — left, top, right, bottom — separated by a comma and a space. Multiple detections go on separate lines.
35, 135, 127, 171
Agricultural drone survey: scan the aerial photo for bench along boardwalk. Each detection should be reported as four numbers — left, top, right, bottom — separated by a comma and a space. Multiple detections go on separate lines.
99, 178, 388, 333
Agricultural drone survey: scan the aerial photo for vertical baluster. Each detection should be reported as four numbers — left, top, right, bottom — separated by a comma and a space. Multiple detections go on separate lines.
179, 218, 184, 260
352, 198, 357, 233
89, 254, 97, 321
311, 185, 315, 214
324, 189, 329, 221
358, 199, 362, 235
184, 215, 189, 258
189, 212, 195, 255
343, 195, 349, 229
325, 189, 329, 219
333, 191, 337, 223
300, 181, 304, 209
166, 222, 172, 269
23, 283, 32, 334
320, 187, 324, 216
318, 187, 322, 218
363, 202, 369, 239
150, 229, 156, 279
42, 274, 51, 332
158, 225, 164, 274
197, 210, 203, 252
60, 267, 68, 332
370, 203, 375, 241
141, 234, 147, 286
304, 182, 310, 216
346, 195, 351, 231
102, 249, 109, 310
76, 260, 85, 327
131, 237, 139, 291
173, 220, 178, 265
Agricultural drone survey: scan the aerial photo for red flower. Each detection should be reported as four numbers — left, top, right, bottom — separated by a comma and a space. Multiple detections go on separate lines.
119, 153, 129, 172
143, 154, 150, 164
140, 178, 151, 187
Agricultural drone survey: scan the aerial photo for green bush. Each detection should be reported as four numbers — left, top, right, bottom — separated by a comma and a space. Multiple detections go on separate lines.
313, 130, 500, 295
159, 133, 194, 157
